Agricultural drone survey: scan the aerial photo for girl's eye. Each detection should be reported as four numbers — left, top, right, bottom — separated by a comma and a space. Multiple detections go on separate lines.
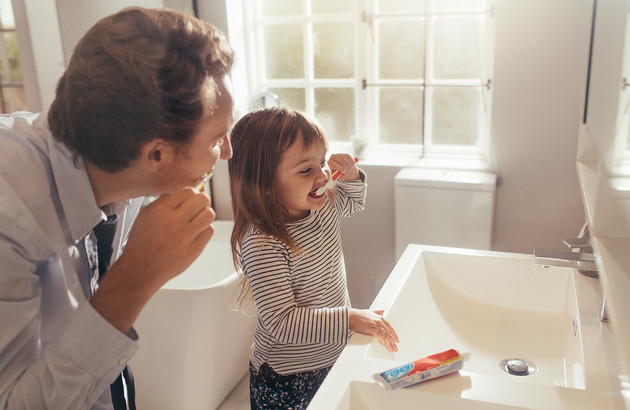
299, 168, 312, 174
320, 160, 326, 168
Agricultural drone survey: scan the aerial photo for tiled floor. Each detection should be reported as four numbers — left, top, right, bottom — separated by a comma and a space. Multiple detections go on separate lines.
216, 375, 249, 410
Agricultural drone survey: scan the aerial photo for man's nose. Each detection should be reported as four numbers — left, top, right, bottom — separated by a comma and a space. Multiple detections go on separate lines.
220, 137, 233, 160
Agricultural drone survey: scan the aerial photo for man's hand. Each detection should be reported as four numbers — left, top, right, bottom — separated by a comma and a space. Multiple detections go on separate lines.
91, 188, 215, 333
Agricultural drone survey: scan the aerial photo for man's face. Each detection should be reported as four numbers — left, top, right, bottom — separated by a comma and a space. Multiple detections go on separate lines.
156, 75, 234, 193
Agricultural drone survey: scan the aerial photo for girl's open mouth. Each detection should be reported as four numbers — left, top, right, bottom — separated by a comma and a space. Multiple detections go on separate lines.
309, 189, 324, 199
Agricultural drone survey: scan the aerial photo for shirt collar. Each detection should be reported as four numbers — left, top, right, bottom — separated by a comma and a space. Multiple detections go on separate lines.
47, 127, 129, 242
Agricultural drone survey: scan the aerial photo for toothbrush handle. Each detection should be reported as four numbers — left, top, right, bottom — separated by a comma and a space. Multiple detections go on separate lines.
316, 158, 359, 196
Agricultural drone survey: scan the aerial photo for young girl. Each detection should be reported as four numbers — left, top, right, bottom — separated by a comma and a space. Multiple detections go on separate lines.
228, 106, 399, 409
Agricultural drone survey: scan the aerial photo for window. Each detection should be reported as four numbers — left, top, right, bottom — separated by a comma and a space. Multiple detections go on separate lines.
0, 0, 26, 113
241, 0, 495, 161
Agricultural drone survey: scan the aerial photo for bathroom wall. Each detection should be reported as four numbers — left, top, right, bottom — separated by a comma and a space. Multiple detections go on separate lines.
490, 0, 587, 254
207, 0, 591, 308
13, 0, 199, 111
55, 0, 165, 63
337, 0, 589, 307
19, 0, 589, 308
11, 0, 65, 111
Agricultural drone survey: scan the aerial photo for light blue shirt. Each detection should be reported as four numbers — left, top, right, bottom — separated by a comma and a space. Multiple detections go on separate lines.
0, 112, 141, 409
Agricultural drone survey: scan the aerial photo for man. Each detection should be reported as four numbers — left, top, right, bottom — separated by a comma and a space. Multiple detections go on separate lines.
0, 7, 234, 409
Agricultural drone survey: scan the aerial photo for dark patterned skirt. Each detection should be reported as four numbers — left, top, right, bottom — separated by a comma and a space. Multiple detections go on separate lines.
249, 362, 332, 409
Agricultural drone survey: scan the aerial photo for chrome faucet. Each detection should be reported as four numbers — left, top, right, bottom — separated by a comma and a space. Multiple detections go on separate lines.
534, 236, 608, 322
533, 248, 599, 272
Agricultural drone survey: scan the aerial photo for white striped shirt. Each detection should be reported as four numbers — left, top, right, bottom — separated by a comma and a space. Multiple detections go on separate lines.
241, 172, 367, 375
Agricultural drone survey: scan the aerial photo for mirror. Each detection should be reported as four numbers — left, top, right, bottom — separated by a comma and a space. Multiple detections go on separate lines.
584, 0, 630, 234
582, 1, 630, 385
584, 0, 627, 161
608, 2, 630, 177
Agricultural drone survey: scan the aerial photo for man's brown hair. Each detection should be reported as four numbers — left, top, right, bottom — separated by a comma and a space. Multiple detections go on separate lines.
48, 7, 234, 173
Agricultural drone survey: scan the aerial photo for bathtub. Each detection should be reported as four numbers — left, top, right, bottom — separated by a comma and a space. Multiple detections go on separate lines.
131, 220, 255, 410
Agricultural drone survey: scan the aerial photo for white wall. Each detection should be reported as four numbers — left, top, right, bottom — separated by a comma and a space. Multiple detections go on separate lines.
14, 0, 201, 111
11, 0, 65, 111
340, 0, 590, 307
490, 0, 587, 255
213, 0, 591, 308
19, 0, 592, 309
53, 0, 228, 67
55, 0, 165, 63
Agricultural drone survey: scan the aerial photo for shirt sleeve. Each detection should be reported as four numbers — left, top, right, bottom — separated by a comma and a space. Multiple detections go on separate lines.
241, 233, 349, 346
0, 213, 137, 409
331, 168, 368, 218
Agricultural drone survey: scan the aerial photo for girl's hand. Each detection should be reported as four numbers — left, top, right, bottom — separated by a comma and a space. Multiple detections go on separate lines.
328, 153, 360, 181
349, 308, 399, 352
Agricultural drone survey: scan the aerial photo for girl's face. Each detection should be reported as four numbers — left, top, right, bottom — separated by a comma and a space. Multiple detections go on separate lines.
274, 132, 329, 222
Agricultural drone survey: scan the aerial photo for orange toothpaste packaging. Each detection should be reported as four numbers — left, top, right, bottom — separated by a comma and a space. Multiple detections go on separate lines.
372, 349, 464, 390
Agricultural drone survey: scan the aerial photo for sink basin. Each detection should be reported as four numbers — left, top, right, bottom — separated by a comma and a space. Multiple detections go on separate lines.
367, 250, 585, 389
309, 245, 622, 410
336, 380, 522, 409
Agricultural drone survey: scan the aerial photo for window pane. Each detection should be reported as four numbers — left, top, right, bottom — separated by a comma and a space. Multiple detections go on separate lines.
264, 24, 303, 79
2, 32, 22, 82
311, 0, 353, 14
431, 16, 481, 81
314, 88, 355, 141
314, 22, 354, 79
428, 86, 483, 146
269, 88, 306, 111
0, 0, 15, 30
378, 19, 424, 80
261, 0, 302, 17
431, 0, 486, 12
378, 0, 426, 12
379, 88, 423, 144
0, 86, 26, 113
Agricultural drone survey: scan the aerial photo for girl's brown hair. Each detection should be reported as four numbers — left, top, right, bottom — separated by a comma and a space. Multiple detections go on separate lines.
228, 106, 328, 308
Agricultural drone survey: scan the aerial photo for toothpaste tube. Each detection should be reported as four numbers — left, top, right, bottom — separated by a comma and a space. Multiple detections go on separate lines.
372, 349, 463, 390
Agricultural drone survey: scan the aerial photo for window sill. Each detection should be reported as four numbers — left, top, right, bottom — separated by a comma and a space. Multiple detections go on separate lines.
355, 155, 490, 171
329, 142, 492, 172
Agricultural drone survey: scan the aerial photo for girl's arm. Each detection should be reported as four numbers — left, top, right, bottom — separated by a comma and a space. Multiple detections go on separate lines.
242, 234, 349, 346
327, 153, 367, 217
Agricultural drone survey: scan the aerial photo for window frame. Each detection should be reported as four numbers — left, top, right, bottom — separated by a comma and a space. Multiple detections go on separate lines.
238, 0, 495, 166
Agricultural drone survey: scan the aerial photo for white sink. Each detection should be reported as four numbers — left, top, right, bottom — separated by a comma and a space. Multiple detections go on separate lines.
336, 381, 522, 410
367, 250, 585, 389
308, 245, 621, 410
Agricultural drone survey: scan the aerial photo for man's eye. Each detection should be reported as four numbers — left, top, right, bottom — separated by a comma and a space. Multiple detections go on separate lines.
211, 135, 227, 149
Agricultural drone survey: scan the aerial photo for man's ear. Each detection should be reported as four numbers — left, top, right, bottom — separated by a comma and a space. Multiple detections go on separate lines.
141, 139, 173, 171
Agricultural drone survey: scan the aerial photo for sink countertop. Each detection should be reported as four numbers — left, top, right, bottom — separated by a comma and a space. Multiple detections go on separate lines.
308, 245, 628, 409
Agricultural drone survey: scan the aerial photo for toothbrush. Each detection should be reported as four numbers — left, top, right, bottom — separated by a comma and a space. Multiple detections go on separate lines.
315, 157, 359, 196
195, 170, 214, 192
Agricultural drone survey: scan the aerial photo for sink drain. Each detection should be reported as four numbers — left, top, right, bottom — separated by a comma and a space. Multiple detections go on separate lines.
500, 359, 536, 376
